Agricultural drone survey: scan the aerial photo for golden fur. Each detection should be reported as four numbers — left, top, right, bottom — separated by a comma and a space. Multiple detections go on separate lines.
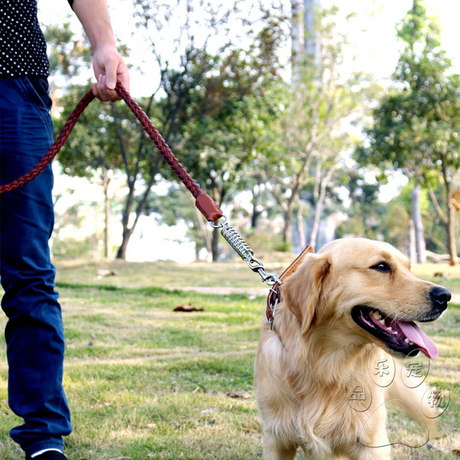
255, 238, 449, 460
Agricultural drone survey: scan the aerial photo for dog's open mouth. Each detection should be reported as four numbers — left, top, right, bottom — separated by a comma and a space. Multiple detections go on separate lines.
351, 306, 438, 359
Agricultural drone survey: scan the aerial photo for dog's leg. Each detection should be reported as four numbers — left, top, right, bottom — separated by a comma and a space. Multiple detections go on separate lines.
349, 445, 391, 460
352, 418, 392, 460
386, 374, 438, 438
263, 432, 298, 460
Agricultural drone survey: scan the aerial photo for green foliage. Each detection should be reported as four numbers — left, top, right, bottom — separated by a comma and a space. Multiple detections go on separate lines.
356, 0, 460, 260
47, 5, 293, 261
335, 169, 382, 239
45, 22, 92, 78
147, 18, 289, 259
161, 23, 286, 202
358, 0, 460, 181
260, 6, 377, 246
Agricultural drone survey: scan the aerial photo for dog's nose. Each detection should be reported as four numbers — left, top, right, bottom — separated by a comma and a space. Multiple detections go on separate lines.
429, 286, 451, 312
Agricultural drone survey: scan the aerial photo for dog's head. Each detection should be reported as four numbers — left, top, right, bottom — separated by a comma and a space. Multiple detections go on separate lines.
281, 238, 450, 359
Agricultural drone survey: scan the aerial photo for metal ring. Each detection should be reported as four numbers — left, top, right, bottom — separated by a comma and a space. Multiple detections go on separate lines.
209, 215, 228, 228
259, 272, 282, 286
247, 257, 264, 271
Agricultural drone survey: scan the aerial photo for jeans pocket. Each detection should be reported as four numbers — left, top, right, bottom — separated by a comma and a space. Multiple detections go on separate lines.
20, 76, 53, 112
16, 76, 54, 140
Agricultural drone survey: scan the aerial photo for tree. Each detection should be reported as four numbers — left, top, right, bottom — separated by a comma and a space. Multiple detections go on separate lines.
335, 170, 382, 240
47, 24, 123, 257
49, 3, 292, 261
128, 0, 293, 261
357, 0, 460, 264
264, 7, 370, 247
169, 25, 286, 260
53, 89, 125, 258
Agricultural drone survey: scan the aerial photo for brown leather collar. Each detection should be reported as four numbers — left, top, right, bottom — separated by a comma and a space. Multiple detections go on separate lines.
266, 245, 313, 328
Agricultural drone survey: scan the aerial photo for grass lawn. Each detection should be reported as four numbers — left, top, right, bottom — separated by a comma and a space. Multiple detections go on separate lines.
0, 258, 459, 459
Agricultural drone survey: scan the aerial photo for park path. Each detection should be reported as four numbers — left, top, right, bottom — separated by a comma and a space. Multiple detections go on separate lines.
170, 286, 460, 304
168, 286, 268, 296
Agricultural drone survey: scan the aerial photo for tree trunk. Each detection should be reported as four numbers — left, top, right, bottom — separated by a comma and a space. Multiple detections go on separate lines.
116, 227, 133, 260
282, 202, 295, 250
408, 218, 417, 265
291, 0, 304, 82
102, 169, 111, 259
446, 199, 458, 266
211, 226, 220, 262
441, 166, 458, 265
427, 186, 457, 265
411, 184, 426, 263
251, 184, 263, 229
309, 203, 322, 249
116, 186, 134, 260
309, 165, 333, 249
251, 209, 262, 229
304, 0, 321, 63
296, 199, 306, 250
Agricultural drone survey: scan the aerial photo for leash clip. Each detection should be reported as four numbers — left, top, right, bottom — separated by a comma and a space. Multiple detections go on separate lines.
269, 297, 279, 331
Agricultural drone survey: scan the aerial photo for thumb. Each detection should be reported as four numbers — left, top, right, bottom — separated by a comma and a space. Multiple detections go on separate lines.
105, 62, 117, 90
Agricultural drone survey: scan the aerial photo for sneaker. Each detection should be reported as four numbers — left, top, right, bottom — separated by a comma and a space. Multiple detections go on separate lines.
26, 451, 67, 460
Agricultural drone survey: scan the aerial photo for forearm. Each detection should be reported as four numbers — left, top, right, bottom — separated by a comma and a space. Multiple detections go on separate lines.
70, 0, 130, 101
71, 0, 116, 51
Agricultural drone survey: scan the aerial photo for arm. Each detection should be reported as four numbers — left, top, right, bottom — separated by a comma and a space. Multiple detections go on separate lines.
71, 0, 130, 101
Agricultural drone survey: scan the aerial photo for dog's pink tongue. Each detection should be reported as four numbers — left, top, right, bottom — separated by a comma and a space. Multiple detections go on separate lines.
398, 321, 439, 359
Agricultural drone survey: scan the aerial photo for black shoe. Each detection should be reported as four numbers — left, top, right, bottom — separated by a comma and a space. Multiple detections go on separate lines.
26, 451, 67, 460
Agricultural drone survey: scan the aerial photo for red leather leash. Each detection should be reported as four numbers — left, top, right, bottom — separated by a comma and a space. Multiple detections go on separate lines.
0, 83, 223, 223
1, 81, 318, 323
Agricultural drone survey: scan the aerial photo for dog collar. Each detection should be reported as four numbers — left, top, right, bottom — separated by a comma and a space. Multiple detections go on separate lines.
266, 245, 313, 329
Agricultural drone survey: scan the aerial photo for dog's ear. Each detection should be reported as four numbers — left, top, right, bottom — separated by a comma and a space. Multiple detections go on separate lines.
282, 253, 331, 335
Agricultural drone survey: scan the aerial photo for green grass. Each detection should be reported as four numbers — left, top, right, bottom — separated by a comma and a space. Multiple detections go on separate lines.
0, 258, 459, 459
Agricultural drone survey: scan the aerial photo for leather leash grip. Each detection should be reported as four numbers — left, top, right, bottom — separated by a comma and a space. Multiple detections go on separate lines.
195, 193, 223, 222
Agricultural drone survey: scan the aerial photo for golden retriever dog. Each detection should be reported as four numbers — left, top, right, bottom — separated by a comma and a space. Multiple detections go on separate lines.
255, 238, 451, 460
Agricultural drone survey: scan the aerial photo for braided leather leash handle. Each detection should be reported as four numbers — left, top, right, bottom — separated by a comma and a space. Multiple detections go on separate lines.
0, 83, 223, 223
0, 89, 95, 195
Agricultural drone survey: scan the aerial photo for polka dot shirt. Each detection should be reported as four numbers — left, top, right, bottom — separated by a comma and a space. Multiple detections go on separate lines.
0, 0, 74, 78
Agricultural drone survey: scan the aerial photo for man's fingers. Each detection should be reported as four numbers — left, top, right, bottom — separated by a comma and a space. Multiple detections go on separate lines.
92, 73, 120, 102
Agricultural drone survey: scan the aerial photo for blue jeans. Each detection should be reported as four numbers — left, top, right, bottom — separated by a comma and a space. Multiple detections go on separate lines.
0, 77, 72, 455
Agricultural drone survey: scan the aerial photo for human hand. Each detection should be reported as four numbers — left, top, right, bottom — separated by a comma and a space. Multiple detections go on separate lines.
92, 44, 130, 102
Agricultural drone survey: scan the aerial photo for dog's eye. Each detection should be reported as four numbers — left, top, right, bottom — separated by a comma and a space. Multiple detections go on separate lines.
370, 261, 391, 273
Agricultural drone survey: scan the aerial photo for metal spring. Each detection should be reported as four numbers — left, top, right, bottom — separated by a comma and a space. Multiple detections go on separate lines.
211, 216, 281, 286
220, 222, 254, 262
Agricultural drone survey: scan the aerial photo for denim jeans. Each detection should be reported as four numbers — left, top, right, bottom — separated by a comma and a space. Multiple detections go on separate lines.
0, 77, 72, 455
